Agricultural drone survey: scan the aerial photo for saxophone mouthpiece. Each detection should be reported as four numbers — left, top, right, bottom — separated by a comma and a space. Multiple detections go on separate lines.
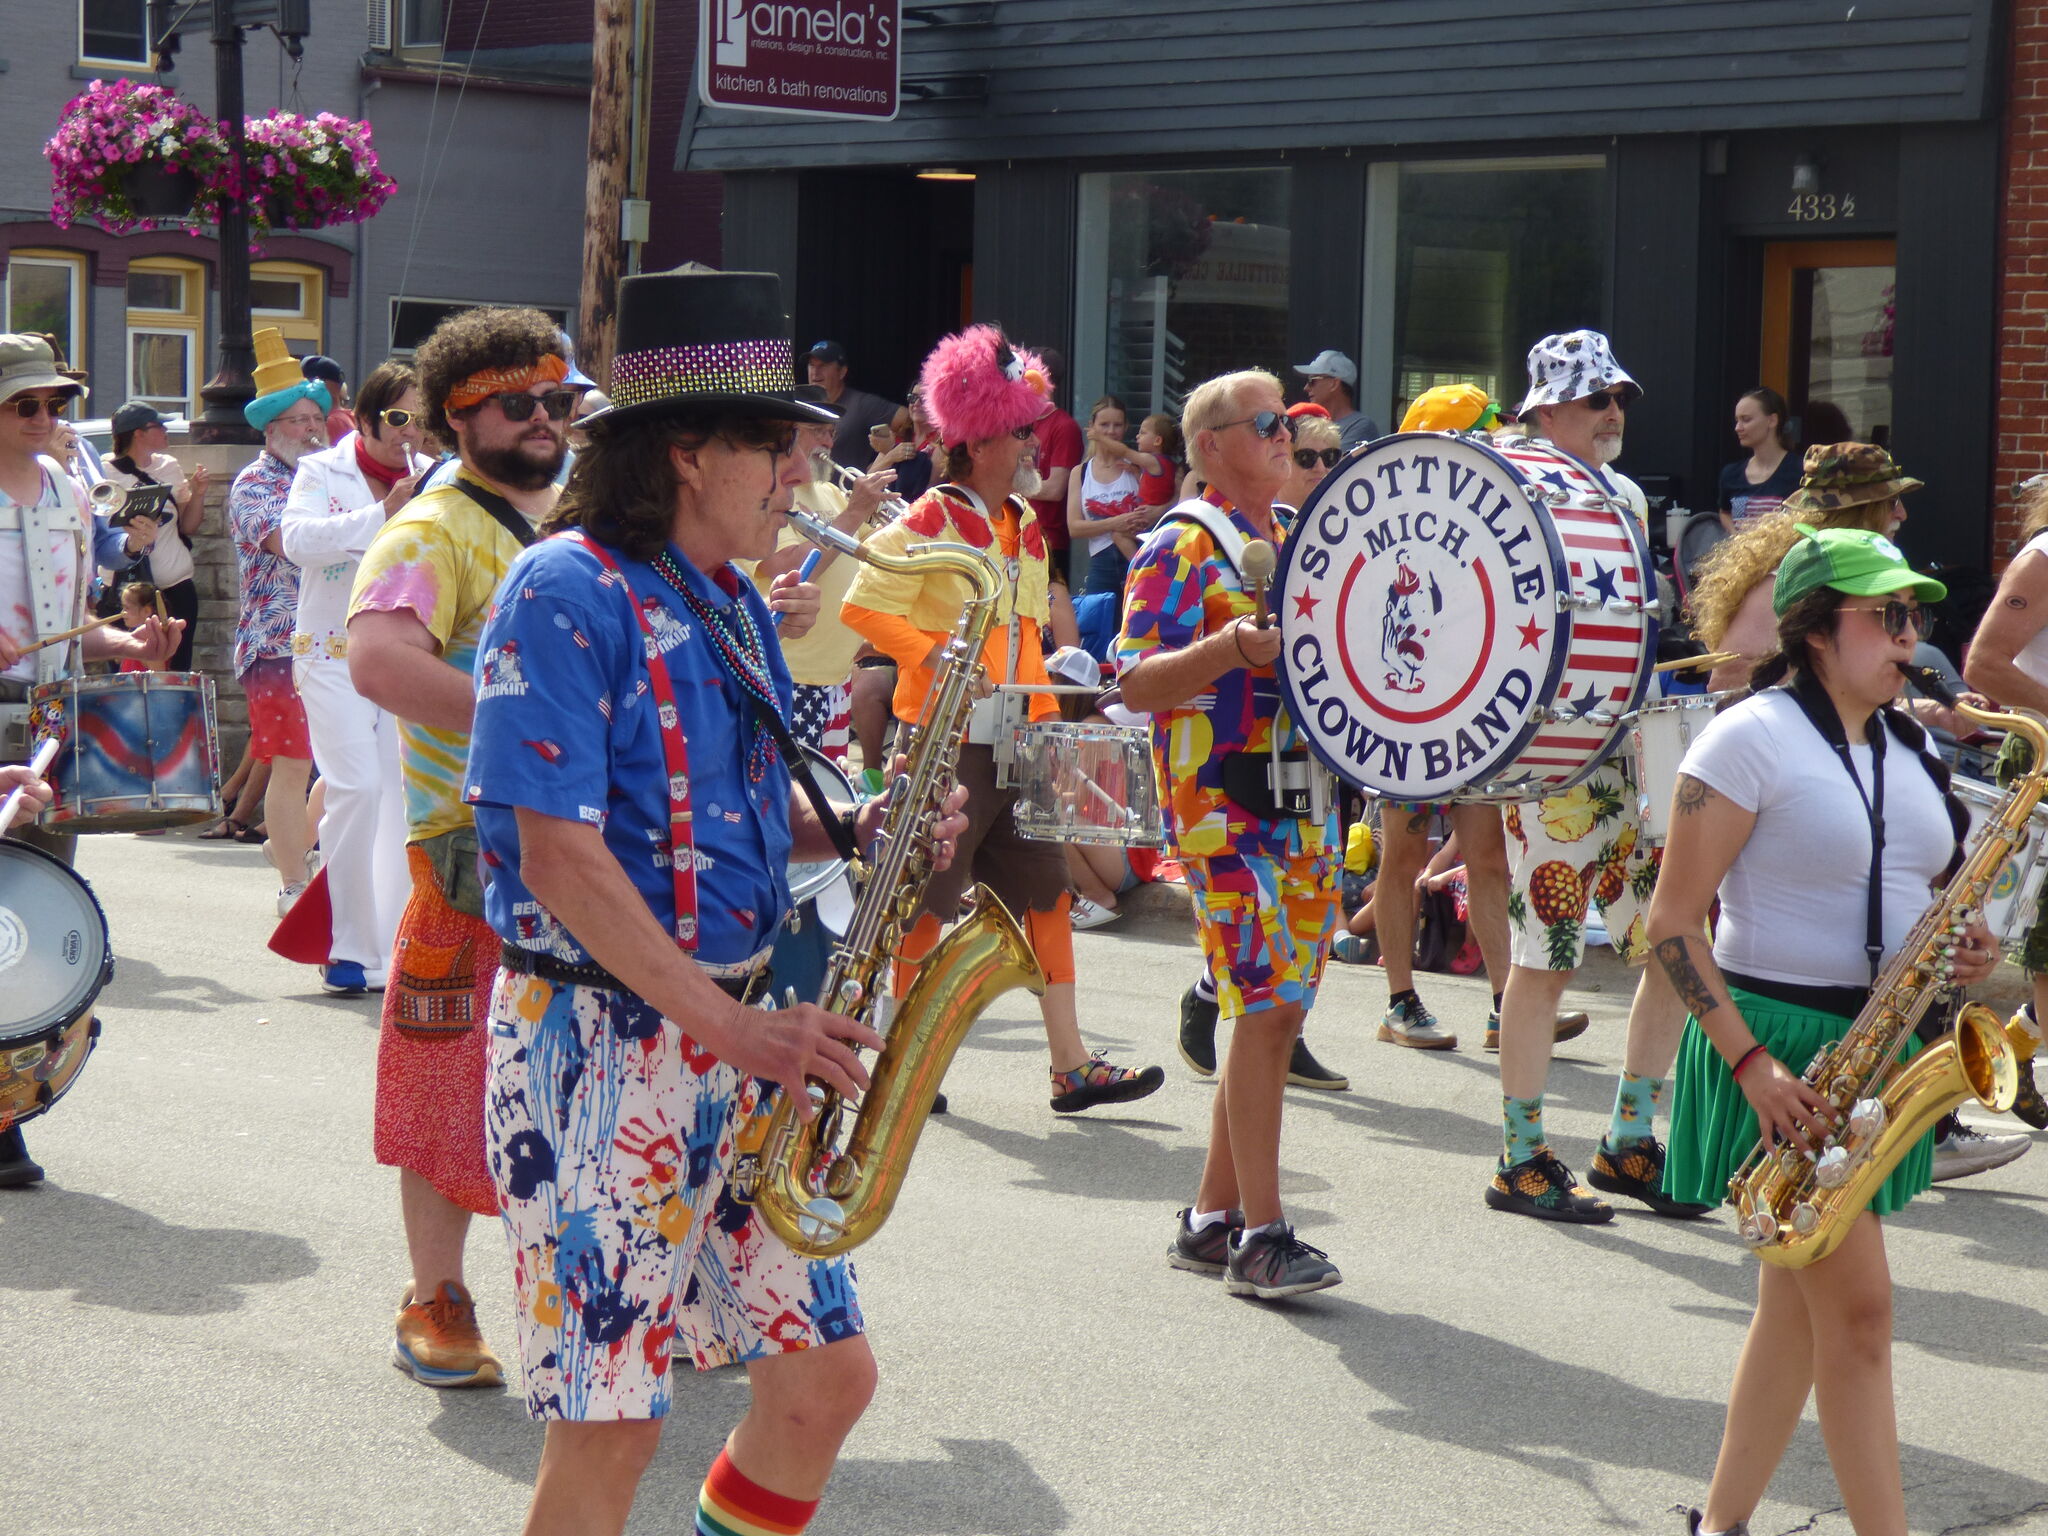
785, 505, 863, 557
1900, 662, 1957, 708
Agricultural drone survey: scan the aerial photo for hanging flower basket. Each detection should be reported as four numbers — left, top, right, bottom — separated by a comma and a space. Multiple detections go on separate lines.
241, 112, 397, 235
125, 163, 201, 219
44, 79, 230, 234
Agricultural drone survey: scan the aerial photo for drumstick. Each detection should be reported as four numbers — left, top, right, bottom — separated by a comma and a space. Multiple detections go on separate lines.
1654, 650, 1742, 674
772, 549, 823, 630
1241, 539, 1278, 629
0, 738, 60, 840
21, 612, 122, 656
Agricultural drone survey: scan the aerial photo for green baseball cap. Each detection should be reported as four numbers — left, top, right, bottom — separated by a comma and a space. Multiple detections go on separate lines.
1773, 523, 1947, 616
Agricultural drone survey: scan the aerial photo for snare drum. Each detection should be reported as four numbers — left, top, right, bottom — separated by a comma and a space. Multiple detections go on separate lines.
1953, 777, 2048, 955
1627, 692, 1736, 842
1276, 434, 1655, 803
0, 840, 111, 1131
30, 671, 222, 833
787, 747, 858, 910
1010, 721, 1166, 848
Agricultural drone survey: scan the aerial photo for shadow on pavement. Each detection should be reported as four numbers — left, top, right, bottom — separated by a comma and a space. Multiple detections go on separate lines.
429, 1384, 1069, 1535
1273, 1293, 2048, 1530
98, 953, 259, 1014
0, 1188, 316, 1314
936, 1112, 1209, 1203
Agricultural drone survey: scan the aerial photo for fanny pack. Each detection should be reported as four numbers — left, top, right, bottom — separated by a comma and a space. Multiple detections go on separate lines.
416, 825, 487, 919
1219, 749, 1317, 821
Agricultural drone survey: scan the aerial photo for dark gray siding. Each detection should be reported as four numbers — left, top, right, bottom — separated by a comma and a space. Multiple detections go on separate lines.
686, 0, 2002, 171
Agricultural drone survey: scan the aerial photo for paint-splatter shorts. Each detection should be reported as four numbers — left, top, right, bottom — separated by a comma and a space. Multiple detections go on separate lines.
486, 971, 864, 1421
1184, 849, 1337, 1019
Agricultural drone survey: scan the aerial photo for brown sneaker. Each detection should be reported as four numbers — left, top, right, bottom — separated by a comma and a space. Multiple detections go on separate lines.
393, 1281, 504, 1388
1483, 1010, 1591, 1051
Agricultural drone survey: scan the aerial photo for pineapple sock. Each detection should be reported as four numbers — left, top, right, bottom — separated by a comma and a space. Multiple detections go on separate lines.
1604, 1071, 1665, 1149
1503, 1094, 1547, 1165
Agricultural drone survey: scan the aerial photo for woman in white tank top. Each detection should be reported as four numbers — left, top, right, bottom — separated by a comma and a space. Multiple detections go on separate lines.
1065, 396, 1148, 597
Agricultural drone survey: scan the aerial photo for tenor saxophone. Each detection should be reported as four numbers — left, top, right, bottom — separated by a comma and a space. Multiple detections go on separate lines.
750, 505, 1047, 1258
1729, 672, 2028, 1268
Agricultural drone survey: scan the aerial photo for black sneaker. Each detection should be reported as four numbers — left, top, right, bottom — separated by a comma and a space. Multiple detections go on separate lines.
0, 1125, 44, 1189
1224, 1220, 1342, 1299
1589, 1136, 1713, 1219
1485, 1147, 1614, 1223
1167, 1206, 1244, 1274
1287, 1037, 1349, 1090
1482, 1010, 1592, 1052
1050, 1053, 1166, 1114
1178, 986, 1218, 1077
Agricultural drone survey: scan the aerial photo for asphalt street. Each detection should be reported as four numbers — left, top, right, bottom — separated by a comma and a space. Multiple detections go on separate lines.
3, 830, 2045, 1536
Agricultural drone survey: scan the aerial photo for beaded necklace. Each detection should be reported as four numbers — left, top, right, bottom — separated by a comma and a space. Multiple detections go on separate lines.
649, 546, 785, 783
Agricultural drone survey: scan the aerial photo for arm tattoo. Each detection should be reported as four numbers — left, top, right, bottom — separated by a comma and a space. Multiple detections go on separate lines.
2010, 595, 2030, 610
1655, 936, 1720, 1018
1673, 774, 1717, 816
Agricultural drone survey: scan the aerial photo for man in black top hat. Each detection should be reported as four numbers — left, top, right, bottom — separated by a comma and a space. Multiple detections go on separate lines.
464, 269, 960, 1536
806, 339, 899, 471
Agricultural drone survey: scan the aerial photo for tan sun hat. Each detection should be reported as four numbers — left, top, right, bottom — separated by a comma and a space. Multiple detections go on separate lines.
0, 333, 87, 406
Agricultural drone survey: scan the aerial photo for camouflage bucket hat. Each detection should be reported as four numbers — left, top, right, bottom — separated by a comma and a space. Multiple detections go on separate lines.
1781, 441, 1923, 514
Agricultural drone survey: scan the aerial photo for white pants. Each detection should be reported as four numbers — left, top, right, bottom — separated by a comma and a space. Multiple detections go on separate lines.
296, 660, 408, 974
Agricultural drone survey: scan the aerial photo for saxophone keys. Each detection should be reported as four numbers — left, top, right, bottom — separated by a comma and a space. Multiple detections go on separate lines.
1790, 1201, 1821, 1234
1739, 1208, 1779, 1245
1814, 1146, 1854, 1188
1848, 1097, 1887, 1139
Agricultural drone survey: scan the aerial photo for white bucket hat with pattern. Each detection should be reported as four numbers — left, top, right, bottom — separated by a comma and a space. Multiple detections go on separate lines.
1515, 329, 1641, 420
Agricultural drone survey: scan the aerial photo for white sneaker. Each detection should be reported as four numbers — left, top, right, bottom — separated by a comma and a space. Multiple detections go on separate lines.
1932, 1121, 2033, 1182
276, 882, 306, 917
1070, 897, 1120, 931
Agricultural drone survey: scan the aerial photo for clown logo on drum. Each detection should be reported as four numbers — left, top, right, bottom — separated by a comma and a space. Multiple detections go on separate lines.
1278, 433, 1653, 804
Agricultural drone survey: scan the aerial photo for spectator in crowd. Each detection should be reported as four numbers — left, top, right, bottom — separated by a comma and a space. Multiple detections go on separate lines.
280, 360, 425, 997
1027, 347, 1085, 585
102, 400, 208, 670
1293, 349, 1379, 449
1280, 413, 1341, 514
885, 384, 940, 502
1718, 387, 1800, 534
115, 580, 168, 673
302, 355, 356, 443
807, 339, 900, 470
230, 338, 331, 917
1135, 412, 1183, 519
1068, 394, 1155, 599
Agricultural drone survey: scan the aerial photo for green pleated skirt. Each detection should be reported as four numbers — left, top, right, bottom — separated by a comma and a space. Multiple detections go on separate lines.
1665, 986, 1936, 1216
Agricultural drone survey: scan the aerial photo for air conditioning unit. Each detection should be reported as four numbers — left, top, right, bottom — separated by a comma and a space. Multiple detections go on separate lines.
366, 0, 393, 52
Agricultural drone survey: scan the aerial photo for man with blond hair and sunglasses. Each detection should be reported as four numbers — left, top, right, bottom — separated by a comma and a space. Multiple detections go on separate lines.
345, 306, 580, 1390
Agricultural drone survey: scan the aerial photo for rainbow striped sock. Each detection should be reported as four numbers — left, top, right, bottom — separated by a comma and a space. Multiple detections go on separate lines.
696, 1450, 818, 1536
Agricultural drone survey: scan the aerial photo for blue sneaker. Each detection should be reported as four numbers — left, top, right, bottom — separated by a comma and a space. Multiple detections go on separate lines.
321, 960, 369, 996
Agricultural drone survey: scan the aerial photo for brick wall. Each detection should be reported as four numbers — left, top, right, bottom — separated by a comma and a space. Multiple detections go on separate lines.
1999, 2, 2048, 557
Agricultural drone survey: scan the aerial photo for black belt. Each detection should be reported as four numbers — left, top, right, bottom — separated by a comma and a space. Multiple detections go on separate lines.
499, 943, 769, 1003
1721, 968, 1868, 1022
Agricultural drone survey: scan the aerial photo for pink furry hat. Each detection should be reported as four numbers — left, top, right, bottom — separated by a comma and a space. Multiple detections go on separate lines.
919, 324, 1050, 446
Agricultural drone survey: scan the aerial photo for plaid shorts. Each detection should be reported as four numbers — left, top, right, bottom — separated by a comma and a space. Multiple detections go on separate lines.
1504, 758, 1659, 970
487, 971, 864, 1421
1184, 850, 1338, 1018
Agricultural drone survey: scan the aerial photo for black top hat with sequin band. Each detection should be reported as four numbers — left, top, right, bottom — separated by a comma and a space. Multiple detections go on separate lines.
574, 267, 839, 431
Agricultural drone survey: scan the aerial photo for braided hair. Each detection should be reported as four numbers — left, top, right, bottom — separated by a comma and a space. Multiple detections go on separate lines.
1746, 587, 1970, 881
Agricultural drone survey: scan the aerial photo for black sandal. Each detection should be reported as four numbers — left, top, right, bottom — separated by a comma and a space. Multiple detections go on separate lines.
197, 817, 247, 841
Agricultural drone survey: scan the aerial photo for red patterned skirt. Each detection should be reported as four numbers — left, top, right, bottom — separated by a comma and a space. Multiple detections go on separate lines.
372, 845, 499, 1217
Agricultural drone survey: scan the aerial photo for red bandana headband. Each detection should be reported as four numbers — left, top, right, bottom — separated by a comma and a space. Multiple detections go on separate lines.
445, 353, 570, 412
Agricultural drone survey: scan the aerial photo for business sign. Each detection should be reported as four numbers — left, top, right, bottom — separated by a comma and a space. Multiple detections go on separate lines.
701, 0, 901, 121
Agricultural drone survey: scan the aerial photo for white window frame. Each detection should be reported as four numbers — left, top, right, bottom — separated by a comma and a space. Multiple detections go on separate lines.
250, 273, 308, 319
79, 0, 152, 67
125, 267, 188, 316
5, 254, 86, 368
127, 326, 196, 417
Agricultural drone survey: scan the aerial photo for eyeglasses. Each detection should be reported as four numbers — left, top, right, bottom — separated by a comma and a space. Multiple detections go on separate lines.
1578, 390, 1631, 413
9, 395, 71, 420
1010, 424, 1036, 441
1293, 448, 1341, 470
1841, 599, 1935, 642
723, 418, 801, 457
1215, 411, 1291, 440
378, 407, 418, 428
479, 389, 579, 423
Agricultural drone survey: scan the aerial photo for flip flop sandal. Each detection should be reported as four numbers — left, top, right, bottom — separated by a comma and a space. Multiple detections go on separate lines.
197, 817, 247, 841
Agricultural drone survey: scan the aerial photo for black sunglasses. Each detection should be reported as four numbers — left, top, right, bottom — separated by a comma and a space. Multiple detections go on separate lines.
10, 395, 72, 419
1579, 389, 1631, 413
1216, 411, 1291, 440
480, 389, 579, 423
378, 407, 417, 428
1842, 599, 1935, 642
1010, 423, 1036, 441
723, 418, 802, 457
1293, 448, 1341, 470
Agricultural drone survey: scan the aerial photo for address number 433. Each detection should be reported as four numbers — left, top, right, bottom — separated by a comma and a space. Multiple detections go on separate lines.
1788, 192, 1856, 221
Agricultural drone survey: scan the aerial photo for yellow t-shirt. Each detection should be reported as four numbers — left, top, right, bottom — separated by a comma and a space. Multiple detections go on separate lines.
738, 481, 868, 688
348, 469, 542, 841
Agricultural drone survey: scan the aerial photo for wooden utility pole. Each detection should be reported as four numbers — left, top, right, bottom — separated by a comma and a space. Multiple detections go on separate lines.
579, 0, 632, 388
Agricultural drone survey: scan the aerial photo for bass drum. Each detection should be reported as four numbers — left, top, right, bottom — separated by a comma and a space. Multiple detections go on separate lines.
0, 840, 112, 1132
1275, 433, 1656, 803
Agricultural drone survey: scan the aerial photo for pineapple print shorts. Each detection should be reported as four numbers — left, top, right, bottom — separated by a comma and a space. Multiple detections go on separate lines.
1504, 758, 1660, 971
487, 971, 864, 1421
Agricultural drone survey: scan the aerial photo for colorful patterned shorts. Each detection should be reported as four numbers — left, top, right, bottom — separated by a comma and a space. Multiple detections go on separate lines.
1504, 758, 1659, 971
487, 972, 864, 1421
241, 656, 310, 762
1184, 850, 1337, 1019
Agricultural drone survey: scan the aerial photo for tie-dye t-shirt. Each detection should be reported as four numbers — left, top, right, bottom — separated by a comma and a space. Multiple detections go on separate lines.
1115, 497, 1333, 864
349, 470, 537, 841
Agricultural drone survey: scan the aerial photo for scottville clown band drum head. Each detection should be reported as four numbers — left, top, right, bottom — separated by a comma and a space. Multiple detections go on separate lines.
1275, 434, 1655, 803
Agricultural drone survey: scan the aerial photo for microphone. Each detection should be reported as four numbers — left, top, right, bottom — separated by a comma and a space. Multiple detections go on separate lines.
1241, 539, 1277, 629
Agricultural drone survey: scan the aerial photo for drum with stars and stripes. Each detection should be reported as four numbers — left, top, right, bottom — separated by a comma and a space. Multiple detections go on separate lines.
1274, 432, 1655, 803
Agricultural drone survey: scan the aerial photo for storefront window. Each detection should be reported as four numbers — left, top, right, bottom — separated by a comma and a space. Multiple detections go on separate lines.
1075, 168, 1291, 421
1386, 158, 1607, 424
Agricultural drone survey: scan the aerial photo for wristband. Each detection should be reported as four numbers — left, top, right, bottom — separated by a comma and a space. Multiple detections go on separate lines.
1731, 1043, 1770, 1082
1232, 619, 1254, 663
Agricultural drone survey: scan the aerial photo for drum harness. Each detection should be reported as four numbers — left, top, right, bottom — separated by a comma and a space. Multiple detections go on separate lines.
1157, 499, 1331, 827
